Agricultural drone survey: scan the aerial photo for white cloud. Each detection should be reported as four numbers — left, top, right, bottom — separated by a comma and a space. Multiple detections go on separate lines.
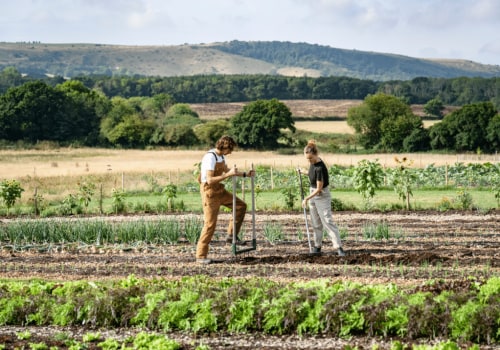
0, 0, 498, 64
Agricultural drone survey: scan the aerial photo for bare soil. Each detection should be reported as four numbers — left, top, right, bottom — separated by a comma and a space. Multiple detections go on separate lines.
190, 100, 459, 120
0, 210, 499, 349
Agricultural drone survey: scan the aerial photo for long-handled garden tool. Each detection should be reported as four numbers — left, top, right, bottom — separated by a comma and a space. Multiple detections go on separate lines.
231, 164, 257, 255
297, 168, 313, 253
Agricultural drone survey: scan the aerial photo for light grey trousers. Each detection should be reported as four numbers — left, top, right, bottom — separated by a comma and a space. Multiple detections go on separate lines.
308, 188, 342, 249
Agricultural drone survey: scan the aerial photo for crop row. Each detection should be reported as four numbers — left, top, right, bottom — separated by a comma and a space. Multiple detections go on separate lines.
0, 276, 498, 346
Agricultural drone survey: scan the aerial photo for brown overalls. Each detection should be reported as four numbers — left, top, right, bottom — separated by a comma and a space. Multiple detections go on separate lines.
196, 159, 247, 259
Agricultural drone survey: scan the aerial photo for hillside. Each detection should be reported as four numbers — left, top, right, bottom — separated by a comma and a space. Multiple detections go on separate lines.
0, 41, 499, 81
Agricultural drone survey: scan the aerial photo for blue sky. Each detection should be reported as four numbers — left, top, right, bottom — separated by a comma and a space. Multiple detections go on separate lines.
1, 0, 499, 65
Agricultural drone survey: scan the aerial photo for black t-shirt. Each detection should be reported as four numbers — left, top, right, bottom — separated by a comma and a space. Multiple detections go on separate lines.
308, 160, 329, 189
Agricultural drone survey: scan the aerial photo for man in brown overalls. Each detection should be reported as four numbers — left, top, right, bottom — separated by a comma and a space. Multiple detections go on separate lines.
196, 136, 255, 264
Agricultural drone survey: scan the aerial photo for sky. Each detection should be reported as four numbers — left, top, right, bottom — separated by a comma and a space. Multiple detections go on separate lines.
1, 0, 499, 65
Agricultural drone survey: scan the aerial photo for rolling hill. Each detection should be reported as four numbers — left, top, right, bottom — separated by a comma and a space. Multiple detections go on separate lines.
0, 40, 499, 81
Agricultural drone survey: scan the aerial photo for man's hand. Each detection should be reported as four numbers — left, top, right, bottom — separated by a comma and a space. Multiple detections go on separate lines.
227, 167, 238, 177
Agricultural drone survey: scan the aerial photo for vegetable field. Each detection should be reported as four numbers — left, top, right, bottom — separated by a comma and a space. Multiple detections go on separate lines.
0, 148, 498, 349
0, 210, 498, 349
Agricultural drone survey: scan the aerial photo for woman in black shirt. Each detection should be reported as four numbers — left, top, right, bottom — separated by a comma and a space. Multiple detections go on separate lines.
300, 140, 345, 256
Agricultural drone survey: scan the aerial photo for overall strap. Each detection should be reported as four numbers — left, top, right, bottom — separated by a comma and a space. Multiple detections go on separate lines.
209, 151, 224, 162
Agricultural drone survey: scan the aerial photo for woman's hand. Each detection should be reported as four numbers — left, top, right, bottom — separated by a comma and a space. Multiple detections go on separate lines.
301, 198, 308, 208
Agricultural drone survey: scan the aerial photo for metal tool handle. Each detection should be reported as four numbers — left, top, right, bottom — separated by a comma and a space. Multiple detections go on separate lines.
297, 168, 313, 253
232, 164, 237, 244
251, 163, 256, 240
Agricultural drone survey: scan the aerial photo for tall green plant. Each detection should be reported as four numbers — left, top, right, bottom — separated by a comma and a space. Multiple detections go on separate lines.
352, 159, 384, 209
111, 188, 126, 214
389, 157, 416, 210
280, 187, 298, 210
0, 179, 24, 215
77, 180, 96, 213
162, 184, 177, 211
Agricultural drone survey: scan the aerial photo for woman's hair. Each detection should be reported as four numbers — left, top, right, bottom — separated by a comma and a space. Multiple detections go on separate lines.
304, 139, 318, 155
216, 135, 237, 151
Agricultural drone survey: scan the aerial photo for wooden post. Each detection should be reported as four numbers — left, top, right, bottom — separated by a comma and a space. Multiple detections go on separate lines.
34, 187, 38, 216
99, 183, 103, 214
270, 167, 274, 190
445, 163, 448, 186
241, 176, 245, 201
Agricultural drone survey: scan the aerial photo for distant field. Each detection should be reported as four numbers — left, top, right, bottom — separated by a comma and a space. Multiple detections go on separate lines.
191, 99, 363, 120
295, 121, 355, 134
295, 120, 440, 134
190, 99, 458, 120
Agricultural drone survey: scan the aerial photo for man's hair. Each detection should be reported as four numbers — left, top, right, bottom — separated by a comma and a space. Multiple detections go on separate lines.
216, 135, 237, 151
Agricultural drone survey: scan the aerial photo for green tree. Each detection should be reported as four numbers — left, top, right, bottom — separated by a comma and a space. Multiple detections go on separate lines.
347, 93, 420, 151
402, 128, 430, 152
166, 103, 199, 118
423, 98, 445, 119
149, 93, 175, 115
152, 103, 201, 146
230, 99, 295, 149
486, 113, 500, 152
0, 67, 24, 94
193, 119, 231, 146
0, 81, 69, 142
380, 113, 423, 151
429, 102, 498, 152
108, 114, 155, 147
100, 97, 155, 148
56, 80, 111, 145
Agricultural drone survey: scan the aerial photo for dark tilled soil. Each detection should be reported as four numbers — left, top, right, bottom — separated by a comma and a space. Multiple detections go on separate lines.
0, 211, 499, 349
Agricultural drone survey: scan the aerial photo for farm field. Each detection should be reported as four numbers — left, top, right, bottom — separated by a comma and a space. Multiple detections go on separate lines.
190, 100, 459, 120
294, 120, 440, 134
190, 99, 364, 120
0, 97, 498, 348
0, 210, 499, 349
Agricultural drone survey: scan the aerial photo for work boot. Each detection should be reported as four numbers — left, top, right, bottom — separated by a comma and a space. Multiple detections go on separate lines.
337, 247, 346, 256
196, 258, 212, 265
226, 237, 247, 246
312, 246, 321, 255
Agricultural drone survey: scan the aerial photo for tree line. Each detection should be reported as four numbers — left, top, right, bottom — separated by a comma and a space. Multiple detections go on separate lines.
1, 67, 499, 107
0, 68, 498, 152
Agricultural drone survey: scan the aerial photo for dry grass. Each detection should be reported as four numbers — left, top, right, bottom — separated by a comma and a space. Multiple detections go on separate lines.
1, 148, 497, 180
296, 120, 443, 133
295, 121, 355, 134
